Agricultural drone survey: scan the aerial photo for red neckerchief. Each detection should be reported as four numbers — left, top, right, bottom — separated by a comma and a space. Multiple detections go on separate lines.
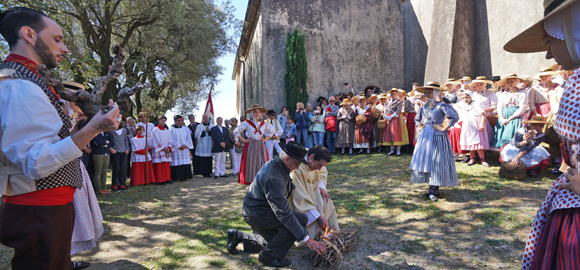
3, 53, 61, 100
136, 135, 144, 138
245, 119, 265, 135
156, 125, 165, 130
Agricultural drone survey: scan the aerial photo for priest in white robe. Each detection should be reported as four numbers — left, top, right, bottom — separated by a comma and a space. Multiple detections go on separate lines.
170, 115, 193, 181
194, 114, 215, 177
151, 115, 173, 184
289, 145, 340, 239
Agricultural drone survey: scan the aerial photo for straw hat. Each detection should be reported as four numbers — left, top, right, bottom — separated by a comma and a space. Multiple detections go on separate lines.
414, 82, 447, 93
351, 96, 360, 102
505, 0, 579, 53
458, 76, 472, 83
370, 93, 378, 99
444, 78, 461, 85
536, 64, 562, 77
499, 73, 522, 85
359, 96, 367, 102
397, 89, 408, 97
378, 93, 389, 99
386, 88, 399, 96
470, 76, 493, 86
245, 104, 267, 114
341, 98, 352, 106
522, 115, 548, 124
62, 81, 85, 91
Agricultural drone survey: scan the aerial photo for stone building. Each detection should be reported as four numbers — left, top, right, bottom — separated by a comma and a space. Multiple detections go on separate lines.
233, 0, 554, 115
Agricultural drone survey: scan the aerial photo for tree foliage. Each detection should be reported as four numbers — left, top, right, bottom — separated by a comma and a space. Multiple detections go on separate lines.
0, 0, 240, 118
284, 29, 308, 113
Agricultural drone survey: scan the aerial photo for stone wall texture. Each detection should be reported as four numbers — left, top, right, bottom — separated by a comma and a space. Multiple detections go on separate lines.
236, 0, 560, 115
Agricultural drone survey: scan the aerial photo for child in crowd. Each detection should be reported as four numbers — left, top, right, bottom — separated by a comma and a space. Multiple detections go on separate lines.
499, 115, 551, 178
130, 126, 156, 185
286, 117, 297, 142
459, 91, 490, 166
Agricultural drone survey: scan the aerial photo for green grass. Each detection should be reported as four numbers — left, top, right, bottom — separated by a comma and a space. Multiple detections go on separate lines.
0, 150, 559, 269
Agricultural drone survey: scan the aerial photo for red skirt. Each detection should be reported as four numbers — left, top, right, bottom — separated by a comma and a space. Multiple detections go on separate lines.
406, 113, 416, 145
530, 208, 580, 269
153, 162, 171, 183
130, 161, 156, 186
449, 122, 463, 154
238, 140, 269, 185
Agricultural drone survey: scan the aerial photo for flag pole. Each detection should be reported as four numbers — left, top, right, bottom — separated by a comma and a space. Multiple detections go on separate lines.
144, 109, 149, 186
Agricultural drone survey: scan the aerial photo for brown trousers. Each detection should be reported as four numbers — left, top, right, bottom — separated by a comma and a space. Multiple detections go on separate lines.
0, 202, 74, 270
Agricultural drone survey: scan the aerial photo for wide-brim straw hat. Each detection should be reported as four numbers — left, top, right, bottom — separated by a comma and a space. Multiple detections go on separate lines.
351, 96, 360, 102
470, 76, 493, 86
444, 78, 461, 85
341, 98, 352, 106
499, 73, 523, 85
522, 115, 548, 124
504, 0, 578, 53
386, 88, 399, 96
359, 96, 367, 102
536, 64, 563, 78
378, 93, 389, 99
397, 89, 409, 97
458, 76, 472, 82
370, 94, 378, 99
245, 104, 267, 114
415, 82, 447, 93
62, 81, 85, 91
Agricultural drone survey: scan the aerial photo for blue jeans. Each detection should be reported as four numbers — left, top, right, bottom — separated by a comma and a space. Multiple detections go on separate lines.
326, 131, 337, 152
313, 132, 325, 146
296, 128, 308, 147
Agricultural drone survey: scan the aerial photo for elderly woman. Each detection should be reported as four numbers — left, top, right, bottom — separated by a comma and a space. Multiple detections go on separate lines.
234, 104, 274, 185
336, 98, 355, 154
410, 82, 459, 202
504, 1, 580, 268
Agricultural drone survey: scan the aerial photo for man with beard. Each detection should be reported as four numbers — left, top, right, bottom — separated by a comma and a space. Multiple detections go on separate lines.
0, 7, 120, 269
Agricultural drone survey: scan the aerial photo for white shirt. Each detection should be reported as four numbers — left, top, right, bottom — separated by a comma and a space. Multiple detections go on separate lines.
234, 119, 275, 141
0, 79, 81, 180
136, 122, 155, 138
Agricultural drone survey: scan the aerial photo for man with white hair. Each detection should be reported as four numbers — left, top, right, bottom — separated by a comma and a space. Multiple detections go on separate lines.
210, 117, 229, 178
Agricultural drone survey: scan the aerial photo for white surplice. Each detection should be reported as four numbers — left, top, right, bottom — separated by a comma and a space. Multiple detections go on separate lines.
170, 125, 193, 166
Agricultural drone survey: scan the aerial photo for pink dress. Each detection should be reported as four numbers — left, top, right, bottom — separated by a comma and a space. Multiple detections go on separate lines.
459, 102, 490, 151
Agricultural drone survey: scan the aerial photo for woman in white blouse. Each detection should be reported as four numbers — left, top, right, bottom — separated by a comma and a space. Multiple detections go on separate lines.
491, 74, 529, 150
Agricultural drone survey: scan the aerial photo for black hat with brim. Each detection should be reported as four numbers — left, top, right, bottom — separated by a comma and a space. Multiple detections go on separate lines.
280, 141, 308, 165
267, 109, 276, 116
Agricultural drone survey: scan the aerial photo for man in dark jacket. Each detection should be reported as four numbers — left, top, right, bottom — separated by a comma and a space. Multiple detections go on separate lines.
226, 142, 326, 267
210, 117, 229, 178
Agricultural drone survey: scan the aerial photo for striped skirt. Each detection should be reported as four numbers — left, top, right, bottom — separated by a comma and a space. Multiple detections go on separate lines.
410, 126, 459, 187
529, 208, 580, 269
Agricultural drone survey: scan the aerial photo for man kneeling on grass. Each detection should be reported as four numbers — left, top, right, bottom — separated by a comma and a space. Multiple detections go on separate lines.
226, 141, 326, 267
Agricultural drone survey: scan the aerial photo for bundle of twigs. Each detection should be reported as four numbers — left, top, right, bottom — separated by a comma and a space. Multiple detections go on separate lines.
304, 229, 359, 268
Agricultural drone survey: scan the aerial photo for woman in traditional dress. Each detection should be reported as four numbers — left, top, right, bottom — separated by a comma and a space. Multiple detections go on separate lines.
382, 89, 409, 156
354, 96, 375, 154
499, 115, 551, 177
503, 1, 580, 268
402, 91, 417, 147
376, 93, 389, 151
410, 82, 459, 202
459, 91, 490, 166
370, 94, 383, 152
130, 126, 156, 185
234, 104, 274, 185
491, 74, 528, 150
471, 76, 498, 143
336, 98, 355, 154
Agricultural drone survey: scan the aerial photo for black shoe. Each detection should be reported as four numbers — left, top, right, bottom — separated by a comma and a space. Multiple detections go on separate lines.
73, 262, 91, 270
551, 163, 561, 174
258, 253, 291, 267
227, 229, 240, 254
214, 175, 219, 179
221, 174, 228, 177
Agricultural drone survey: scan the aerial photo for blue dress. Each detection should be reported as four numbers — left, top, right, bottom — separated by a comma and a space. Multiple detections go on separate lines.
410, 101, 460, 187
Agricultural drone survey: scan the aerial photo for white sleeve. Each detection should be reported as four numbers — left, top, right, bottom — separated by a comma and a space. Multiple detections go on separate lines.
0, 80, 82, 179
305, 209, 321, 226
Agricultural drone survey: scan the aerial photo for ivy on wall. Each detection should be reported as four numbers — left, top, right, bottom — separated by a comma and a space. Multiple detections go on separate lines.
284, 29, 309, 114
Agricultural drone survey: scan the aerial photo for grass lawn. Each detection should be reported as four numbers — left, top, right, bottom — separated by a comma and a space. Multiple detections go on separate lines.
0, 150, 558, 269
